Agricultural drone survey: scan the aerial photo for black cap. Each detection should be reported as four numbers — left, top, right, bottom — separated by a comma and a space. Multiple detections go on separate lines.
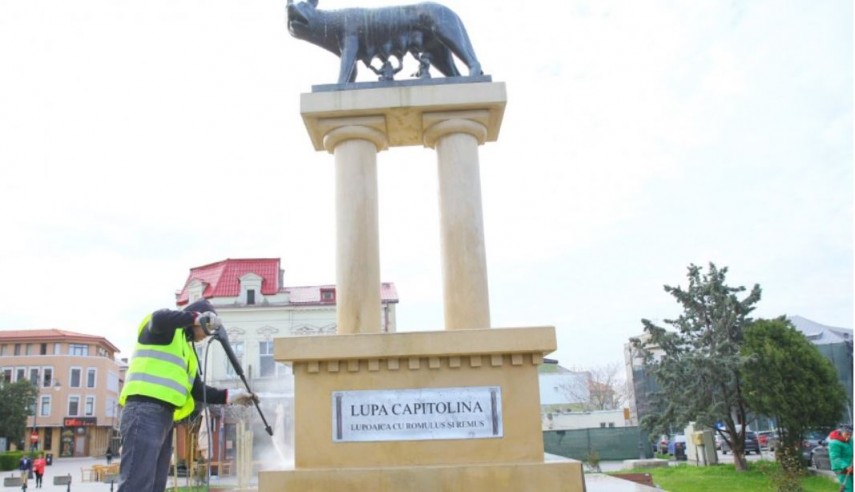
184, 298, 216, 315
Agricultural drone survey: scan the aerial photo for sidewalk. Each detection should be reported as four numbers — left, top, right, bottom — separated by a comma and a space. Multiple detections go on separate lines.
2, 457, 115, 492
6, 456, 658, 491
2, 456, 240, 492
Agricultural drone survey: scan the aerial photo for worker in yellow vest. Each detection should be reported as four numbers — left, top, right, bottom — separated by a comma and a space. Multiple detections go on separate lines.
117, 299, 257, 492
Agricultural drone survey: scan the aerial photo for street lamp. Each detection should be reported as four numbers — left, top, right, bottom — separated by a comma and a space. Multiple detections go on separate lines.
31, 379, 62, 452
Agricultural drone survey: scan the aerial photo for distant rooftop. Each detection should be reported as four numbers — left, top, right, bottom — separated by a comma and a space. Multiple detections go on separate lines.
176, 258, 399, 306
788, 315, 852, 345
0, 328, 121, 353
176, 258, 282, 305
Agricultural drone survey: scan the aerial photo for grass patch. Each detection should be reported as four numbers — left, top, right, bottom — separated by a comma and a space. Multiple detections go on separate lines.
619, 460, 839, 492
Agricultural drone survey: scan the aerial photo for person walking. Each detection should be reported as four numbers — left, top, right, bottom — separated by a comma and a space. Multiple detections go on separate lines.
117, 299, 258, 492
32, 454, 45, 488
17, 455, 31, 490
106, 446, 113, 465
829, 424, 853, 492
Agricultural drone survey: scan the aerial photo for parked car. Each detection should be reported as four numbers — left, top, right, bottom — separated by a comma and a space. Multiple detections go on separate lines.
756, 430, 780, 450
657, 434, 669, 454
720, 430, 761, 454
811, 442, 831, 470
668, 434, 687, 455
801, 430, 830, 465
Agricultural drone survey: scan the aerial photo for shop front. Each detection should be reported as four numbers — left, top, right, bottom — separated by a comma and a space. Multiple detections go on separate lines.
61, 417, 97, 457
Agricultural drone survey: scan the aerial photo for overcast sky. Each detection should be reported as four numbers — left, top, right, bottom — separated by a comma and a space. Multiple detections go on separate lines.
0, 0, 851, 370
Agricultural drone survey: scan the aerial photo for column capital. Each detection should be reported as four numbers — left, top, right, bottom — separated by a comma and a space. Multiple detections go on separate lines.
318, 116, 389, 154
422, 110, 490, 148
301, 82, 505, 149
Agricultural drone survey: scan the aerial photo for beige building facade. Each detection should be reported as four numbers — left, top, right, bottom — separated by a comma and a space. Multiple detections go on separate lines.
0, 329, 124, 458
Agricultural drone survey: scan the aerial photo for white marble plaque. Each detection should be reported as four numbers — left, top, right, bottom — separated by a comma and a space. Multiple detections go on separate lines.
332, 386, 503, 442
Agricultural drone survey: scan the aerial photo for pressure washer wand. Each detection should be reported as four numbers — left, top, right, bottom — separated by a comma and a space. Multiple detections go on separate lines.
208, 325, 274, 436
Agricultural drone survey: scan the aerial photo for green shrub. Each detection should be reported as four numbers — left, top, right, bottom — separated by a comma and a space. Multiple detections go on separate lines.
0, 452, 25, 471
586, 449, 601, 472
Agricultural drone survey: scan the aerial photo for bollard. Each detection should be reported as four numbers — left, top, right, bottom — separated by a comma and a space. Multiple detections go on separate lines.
51, 473, 71, 491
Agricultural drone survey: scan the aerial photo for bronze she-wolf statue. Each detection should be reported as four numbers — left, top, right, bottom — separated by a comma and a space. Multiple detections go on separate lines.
286, 0, 483, 84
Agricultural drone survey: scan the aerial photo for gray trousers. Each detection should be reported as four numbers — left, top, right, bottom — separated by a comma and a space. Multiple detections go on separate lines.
117, 400, 175, 492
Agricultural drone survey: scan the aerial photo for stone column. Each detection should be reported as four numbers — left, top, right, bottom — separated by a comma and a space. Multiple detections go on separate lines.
424, 111, 491, 330
321, 118, 388, 334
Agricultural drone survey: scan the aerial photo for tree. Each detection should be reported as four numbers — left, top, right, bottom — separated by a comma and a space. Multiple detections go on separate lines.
558, 362, 629, 412
0, 380, 38, 449
631, 263, 761, 471
742, 317, 847, 473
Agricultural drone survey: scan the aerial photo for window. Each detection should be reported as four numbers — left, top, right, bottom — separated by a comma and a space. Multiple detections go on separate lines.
86, 368, 96, 388
246, 289, 256, 305
70, 368, 81, 388
53, 343, 61, 355
84, 396, 95, 416
15, 368, 25, 382
26, 344, 34, 355
14, 344, 21, 356
42, 368, 53, 388
259, 341, 274, 377
40, 343, 47, 355
106, 372, 119, 393
29, 368, 39, 385
1, 369, 11, 383
70, 344, 88, 356
106, 398, 118, 418
68, 396, 80, 416
0, 345, 5, 356
321, 288, 335, 302
225, 342, 244, 376
39, 396, 51, 417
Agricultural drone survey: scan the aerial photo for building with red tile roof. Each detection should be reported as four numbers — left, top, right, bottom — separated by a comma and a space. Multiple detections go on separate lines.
170, 258, 399, 464
0, 329, 124, 457
175, 258, 398, 312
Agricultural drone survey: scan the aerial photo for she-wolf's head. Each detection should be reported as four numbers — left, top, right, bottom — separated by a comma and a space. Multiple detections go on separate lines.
286, 0, 320, 39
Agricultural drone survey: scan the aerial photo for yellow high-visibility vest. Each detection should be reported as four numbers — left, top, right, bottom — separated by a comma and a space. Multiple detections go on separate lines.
119, 314, 197, 421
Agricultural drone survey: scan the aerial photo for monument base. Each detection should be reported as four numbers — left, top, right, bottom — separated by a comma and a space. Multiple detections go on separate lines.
260, 459, 585, 491
269, 327, 585, 491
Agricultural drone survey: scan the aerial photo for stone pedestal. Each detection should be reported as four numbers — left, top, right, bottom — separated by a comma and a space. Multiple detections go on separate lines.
264, 328, 584, 491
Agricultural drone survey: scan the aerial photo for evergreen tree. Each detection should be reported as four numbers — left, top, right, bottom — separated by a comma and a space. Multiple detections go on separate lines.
0, 380, 38, 449
631, 263, 761, 471
742, 317, 847, 473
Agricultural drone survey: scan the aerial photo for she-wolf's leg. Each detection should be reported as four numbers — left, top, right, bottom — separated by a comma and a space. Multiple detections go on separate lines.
338, 36, 360, 83
432, 14, 482, 75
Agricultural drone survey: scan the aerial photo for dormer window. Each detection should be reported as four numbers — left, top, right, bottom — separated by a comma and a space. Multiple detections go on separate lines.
239, 273, 263, 306
321, 288, 336, 302
187, 279, 206, 303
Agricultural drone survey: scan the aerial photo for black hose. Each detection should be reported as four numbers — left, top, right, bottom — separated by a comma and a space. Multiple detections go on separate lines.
209, 327, 274, 437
